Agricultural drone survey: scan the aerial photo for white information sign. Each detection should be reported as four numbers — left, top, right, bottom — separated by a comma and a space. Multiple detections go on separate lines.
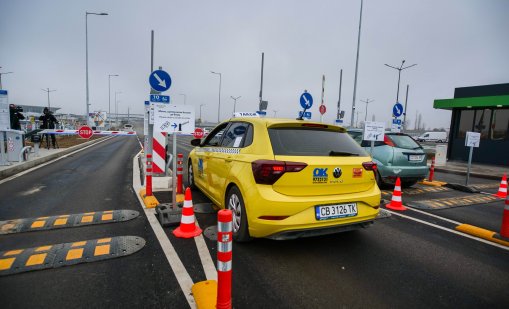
149, 103, 155, 124
153, 104, 195, 134
0, 91, 10, 130
465, 131, 481, 148
435, 144, 448, 166
363, 121, 385, 141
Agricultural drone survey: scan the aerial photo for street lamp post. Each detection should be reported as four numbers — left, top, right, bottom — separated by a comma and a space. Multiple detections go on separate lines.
0, 69, 13, 90
273, 110, 278, 117
86, 11, 108, 125
360, 98, 374, 123
115, 91, 122, 128
41, 88, 56, 109
108, 74, 118, 128
210, 71, 222, 123
384, 60, 417, 104
199, 104, 205, 123
179, 93, 187, 105
230, 96, 241, 114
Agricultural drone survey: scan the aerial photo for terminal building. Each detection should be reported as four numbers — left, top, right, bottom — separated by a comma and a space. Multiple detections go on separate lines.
434, 83, 509, 166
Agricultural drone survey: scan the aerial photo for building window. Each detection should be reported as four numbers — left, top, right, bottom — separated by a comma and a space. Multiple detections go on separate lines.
490, 109, 509, 140
457, 110, 475, 139
473, 109, 492, 139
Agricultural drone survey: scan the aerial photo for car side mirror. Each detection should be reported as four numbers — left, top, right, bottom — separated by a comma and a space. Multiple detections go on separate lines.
191, 138, 201, 146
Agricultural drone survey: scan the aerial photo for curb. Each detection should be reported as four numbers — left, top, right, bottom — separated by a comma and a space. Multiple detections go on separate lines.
434, 167, 502, 181
0, 137, 109, 180
455, 224, 509, 247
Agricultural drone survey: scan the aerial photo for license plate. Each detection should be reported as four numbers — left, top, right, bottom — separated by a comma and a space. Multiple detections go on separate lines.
409, 155, 423, 161
315, 203, 358, 220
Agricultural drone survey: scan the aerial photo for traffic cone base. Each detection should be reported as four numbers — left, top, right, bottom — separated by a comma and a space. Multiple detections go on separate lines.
494, 173, 508, 199
385, 177, 407, 211
173, 187, 202, 238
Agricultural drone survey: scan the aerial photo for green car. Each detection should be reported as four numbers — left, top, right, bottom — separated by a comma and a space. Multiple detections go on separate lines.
347, 130, 429, 188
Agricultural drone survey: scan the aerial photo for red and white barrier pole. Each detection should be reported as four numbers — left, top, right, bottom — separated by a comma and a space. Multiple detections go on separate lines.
217, 209, 233, 309
429, 156, 435, 182
177, 153, 184, 194
146, 154, 153, 196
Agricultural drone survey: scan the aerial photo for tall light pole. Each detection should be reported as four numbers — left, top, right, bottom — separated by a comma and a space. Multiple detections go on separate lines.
108, 74, 118, 128
384, 60, 417, 104
360, 98, 374, 123
86, 11, 108, 125
351, 0, 364, 128
210, 71, 222, 123
273, 110, 278, 117
231, 96, 241, 114
0, 69, 13, 90
41, 88, 56, 109
115, 91, 121, 128
179, 93, 187, 105
199, 104, 205, 123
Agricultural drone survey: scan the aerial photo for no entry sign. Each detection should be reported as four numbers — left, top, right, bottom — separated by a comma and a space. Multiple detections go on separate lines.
78, 125, 93, 139
319, 105, 326, 115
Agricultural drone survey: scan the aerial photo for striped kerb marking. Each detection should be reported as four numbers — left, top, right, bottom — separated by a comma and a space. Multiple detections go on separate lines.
410, 194, 500, 210
0, 236, 146, 276
0, 210, 139, 235
152, 132, 166, 174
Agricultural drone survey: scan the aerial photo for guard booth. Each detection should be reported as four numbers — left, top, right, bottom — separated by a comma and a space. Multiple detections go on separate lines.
434, 83, 509, 166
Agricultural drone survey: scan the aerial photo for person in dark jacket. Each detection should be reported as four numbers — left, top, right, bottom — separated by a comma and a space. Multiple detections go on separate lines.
9, 104, 25, 130
39, 107, 59, 149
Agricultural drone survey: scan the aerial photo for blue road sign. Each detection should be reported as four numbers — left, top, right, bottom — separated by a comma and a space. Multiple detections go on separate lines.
144, 100, 150, 106
393, 102, 403, 117
392, 118, 402, 125
300, 92, 313, 109
299, 111, 312, 119
335, 119, 344, 124
149, 70, 172, 92
150, 94, 170, 103
256, 111, 267, 116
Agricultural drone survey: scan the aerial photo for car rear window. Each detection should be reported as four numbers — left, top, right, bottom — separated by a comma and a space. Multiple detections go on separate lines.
268, 128, 367, 156
387, 134, 422, 150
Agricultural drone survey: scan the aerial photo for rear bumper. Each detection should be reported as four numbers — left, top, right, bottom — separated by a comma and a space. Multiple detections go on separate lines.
378, 164, 428, 181
243, 184, 381, 239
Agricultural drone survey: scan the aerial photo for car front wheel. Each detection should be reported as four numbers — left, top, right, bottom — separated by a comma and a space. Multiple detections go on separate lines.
226, 186, 251, 242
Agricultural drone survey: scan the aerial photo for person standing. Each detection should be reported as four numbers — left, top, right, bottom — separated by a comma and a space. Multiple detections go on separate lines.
39, 107, 59, 149
9, 104, 25, 130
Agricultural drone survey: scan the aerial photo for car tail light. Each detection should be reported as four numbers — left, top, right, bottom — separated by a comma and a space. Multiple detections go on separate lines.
301, 123, 328, 128
251, 160, 307, 185
384, 135, 395, 147
362, 161, 377, 171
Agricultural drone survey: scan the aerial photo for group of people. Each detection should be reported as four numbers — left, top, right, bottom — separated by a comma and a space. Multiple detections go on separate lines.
8, 105, 59, 149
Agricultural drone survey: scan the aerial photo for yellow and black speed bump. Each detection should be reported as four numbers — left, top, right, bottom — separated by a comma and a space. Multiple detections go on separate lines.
0, 210, 139, 235
0, 236, 145, 276
408, 194, 500, 210
382, 185, 451, 197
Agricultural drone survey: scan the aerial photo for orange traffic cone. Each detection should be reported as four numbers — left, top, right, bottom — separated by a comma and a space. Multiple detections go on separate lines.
386, 177, 407, 211
494, 173, 508, 199
500, 195, 509, 239
173, 187, 202, 238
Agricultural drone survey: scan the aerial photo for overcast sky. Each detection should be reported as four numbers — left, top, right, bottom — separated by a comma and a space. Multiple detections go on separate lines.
1, 0, 508, 129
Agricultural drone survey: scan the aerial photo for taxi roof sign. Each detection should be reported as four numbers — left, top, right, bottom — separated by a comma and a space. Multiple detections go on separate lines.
233, 112, 260, 118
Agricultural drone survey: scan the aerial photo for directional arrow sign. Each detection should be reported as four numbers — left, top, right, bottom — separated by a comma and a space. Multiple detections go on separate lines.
300, 92, 313, 109
149, 70, 172, 92
393, 102, 403, 118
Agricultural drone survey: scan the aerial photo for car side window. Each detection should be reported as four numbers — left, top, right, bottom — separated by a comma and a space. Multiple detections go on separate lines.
220, 122, 251, 148
203, 123, 229, 146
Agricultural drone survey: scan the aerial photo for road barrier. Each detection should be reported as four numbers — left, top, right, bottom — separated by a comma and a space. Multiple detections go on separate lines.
385, 177, 407, 211
501, 195, 509, 239
173, 188, 202, 238
494, 173, 507, 199
217, 209, 233, 309
39, 129, 137, 136
177, 153, 184, 194
146, 154, 153, 196
152, 132, 166, 174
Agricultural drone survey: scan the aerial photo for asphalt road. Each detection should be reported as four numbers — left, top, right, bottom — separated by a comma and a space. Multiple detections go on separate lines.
0, 136, 188, 308
165, 136, 509, 308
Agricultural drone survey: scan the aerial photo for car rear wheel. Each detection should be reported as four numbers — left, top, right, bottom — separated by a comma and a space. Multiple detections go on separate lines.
226, 186, 251, 242
187, 160, 195, 189
375, 171, 389, 190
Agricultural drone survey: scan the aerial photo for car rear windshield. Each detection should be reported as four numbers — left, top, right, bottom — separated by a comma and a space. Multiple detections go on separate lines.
387, 134, 422, 150
268, 127, 367, 156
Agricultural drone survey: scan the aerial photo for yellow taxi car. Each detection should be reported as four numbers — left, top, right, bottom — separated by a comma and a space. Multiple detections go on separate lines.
187, 115, 381, 241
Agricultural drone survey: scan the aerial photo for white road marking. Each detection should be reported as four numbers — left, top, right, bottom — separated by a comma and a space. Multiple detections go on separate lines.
405, 206, 462, 225
0, 137, 115, 185
194, 221, 217, 281
385, 209, 509, 251
132, 151, 197, 308
19, 185, 46, 196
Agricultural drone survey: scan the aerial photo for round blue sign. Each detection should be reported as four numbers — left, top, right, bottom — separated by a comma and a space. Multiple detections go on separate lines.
300, 92, 313, 109
393, 102, 404, 117
149, 70, 172, 92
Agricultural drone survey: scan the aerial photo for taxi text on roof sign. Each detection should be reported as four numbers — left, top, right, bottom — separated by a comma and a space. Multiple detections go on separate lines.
233, 112, 259, 118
